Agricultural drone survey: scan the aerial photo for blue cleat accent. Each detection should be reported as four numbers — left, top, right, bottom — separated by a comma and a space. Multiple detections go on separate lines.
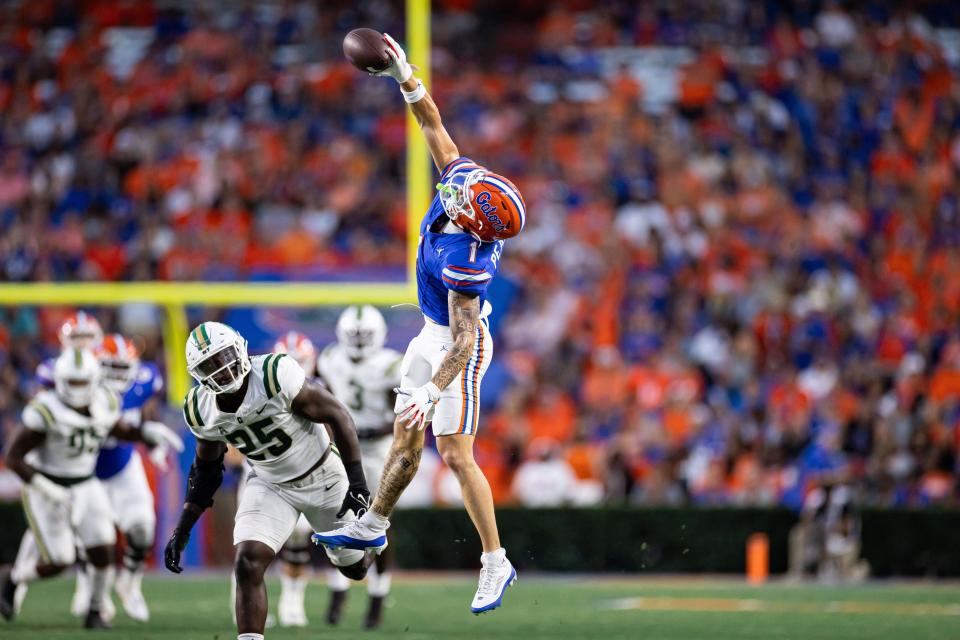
311, 532, 387, 551
471, 567, 517, 614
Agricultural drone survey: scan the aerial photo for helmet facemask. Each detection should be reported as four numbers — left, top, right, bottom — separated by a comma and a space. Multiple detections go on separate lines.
57, 376, 96, 408
436, 168, 487, 241
336, 305, 387, 361
54, 349, 100, 408
190, 342, 250, 394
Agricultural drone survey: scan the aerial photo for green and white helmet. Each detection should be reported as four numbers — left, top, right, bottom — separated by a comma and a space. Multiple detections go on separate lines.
336, 305, 387, 360
54, 347, 101, 408
185, 321, 251, 394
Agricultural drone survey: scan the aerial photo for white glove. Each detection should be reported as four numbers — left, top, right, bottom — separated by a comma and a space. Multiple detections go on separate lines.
395, 382, 441, 431
142, 421, 185, 455
29, 474, 70, 511
148, 443, 172, 472
376, 33, 413, 83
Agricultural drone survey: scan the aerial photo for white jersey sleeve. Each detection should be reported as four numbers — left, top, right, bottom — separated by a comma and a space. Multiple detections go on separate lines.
275, 353, 306, 404
22, 402, 51, 432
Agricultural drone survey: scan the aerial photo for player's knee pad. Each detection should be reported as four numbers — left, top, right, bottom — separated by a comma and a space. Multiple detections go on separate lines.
124, 522, 155, 550
123, 542, 150, 570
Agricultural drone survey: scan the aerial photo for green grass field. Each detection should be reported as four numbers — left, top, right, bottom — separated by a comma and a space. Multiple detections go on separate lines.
4, 573, 959, 639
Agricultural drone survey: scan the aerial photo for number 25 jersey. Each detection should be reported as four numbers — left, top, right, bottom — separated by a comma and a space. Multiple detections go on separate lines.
182, 354, 330, 484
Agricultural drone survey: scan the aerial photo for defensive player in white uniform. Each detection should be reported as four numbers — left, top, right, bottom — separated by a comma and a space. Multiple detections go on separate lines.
10, 311, 105, 618
0, 349, 182, 630
314, 34, 525, 614
162, 322, 374, 640
13, 333, 174, 623
316, 306, 401, 629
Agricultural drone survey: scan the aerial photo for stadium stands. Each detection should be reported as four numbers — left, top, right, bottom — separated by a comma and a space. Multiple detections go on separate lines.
1, 0, 959, 509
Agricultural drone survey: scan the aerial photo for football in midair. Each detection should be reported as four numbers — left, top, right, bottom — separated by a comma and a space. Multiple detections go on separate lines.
343, 28, 390, 73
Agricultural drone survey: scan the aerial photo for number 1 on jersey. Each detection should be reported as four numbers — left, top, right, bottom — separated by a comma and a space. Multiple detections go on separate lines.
468, 241, 478, 263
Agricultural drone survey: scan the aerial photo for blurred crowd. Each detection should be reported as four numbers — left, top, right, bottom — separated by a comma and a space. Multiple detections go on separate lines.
3, 0, 960, 509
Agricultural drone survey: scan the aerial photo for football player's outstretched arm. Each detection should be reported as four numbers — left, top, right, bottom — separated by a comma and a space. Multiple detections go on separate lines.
110, 418, 184, 452
4, 426, 45, 482
163, 438, 226, 573
395, 291, 479, 431
292, 379, 371, 517
378, 33, 460, 171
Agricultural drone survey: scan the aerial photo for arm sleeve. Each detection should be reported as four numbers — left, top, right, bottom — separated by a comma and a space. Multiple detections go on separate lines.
441, 261, 493, 297
276, 354, 306, 403
438, 156, 480, 180
182, 387, 207, 439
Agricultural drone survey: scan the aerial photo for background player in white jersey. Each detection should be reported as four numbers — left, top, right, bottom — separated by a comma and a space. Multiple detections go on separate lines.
315, 306, 401, 629
11, 311, 105, 618
162, 322, 374, 640
15, 333, 172, 622
315, 34, 525, 615
0, 349, 182, 630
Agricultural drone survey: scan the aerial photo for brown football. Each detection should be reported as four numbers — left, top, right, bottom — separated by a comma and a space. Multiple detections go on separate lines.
342, 28, 390, 73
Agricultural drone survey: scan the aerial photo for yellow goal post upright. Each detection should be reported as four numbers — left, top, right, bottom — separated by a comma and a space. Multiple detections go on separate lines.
0, 0, 432, 406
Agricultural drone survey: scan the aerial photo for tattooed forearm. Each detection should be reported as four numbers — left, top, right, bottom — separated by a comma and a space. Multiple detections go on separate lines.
431, 292, 479, 390
371, 446, 422, 518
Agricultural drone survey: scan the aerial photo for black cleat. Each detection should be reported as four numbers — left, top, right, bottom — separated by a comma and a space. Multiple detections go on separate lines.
84, 609, 112, 630
0, 569, 16, 621
326, 589, 348, 626
364, 595, 385, 630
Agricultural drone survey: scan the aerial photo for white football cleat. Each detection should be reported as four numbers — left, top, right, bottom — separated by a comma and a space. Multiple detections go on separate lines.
312, 519, 388, 553
471, 556, 517, 614
115, 569, 150, 622
100, 592, 117, 622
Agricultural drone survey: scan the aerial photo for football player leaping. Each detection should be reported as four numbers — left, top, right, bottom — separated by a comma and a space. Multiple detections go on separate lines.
0, 349, 183, 630
314, 34, 525, 614
315, 307, 401, 629
162, 322, 374, 640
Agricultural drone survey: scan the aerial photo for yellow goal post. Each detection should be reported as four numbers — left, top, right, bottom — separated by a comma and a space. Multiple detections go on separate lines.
0, 0, 432, 407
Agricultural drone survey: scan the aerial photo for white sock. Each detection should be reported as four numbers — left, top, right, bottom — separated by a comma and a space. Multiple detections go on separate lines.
10, 563, 38, 585
359, 510, 390, 531
88, 565, 114, 612
327, 568, 350, 592
238, 634, 264, 640
367, 565, 391, 598
281, 573, 308, 598
481, 547, 506, 566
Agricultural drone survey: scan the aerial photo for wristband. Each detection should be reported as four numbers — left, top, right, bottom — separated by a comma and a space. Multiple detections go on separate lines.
344, 459, 368, 491
402, 80, 426, 104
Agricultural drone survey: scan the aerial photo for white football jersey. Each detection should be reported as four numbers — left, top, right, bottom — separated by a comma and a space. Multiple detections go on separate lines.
316, 344, 401, 434
22, 386, 121, 479
183, 354, 329, 484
